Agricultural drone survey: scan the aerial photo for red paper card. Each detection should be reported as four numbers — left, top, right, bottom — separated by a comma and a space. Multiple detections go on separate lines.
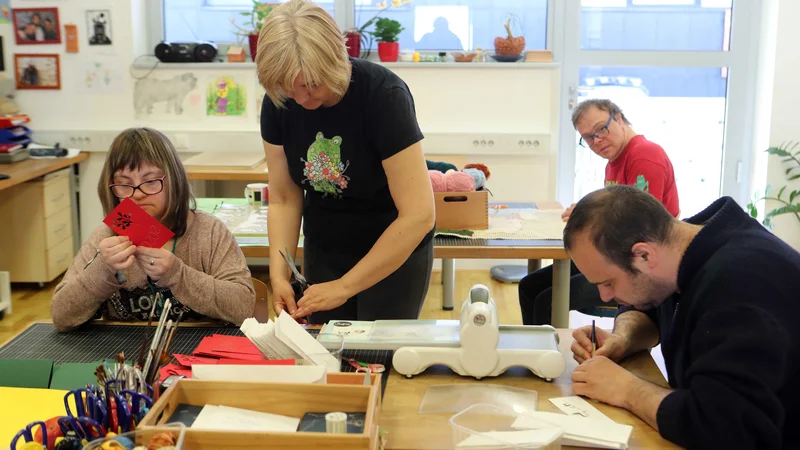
210, 334, 262, 355
103, 198, 174, 248
217, 358, 295, 365
158, 363, 192, 383
173, 354, 219, 367
193, 336, 266, 361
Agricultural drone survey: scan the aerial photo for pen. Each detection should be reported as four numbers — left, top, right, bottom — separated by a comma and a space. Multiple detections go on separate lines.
591, 319, 596, 357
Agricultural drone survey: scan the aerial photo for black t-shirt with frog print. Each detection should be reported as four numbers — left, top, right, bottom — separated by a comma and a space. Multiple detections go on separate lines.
260, 58, 435, 257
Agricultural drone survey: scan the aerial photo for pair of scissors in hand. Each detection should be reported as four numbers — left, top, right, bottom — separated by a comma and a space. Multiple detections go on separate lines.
279, 247, 310, 299
10, 421, 47, 450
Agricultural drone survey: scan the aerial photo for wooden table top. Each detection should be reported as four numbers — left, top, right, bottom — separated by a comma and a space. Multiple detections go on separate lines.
187, 161, 269, 181
0, 152, 88, 191
380, 329, 679, 449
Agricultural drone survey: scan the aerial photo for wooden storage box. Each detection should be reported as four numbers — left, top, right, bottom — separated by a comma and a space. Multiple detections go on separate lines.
139, 372, 382, 449
434, 190, 489, 230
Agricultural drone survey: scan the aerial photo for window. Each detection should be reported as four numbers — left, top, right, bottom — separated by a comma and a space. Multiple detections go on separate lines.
158, 0, 548, 51
162, 0, 335, 44
580, 0, 732, 51
355, 0, 548, 51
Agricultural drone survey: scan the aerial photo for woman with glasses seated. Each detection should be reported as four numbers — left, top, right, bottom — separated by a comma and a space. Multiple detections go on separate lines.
519, 99, 680, 326
51, 127, 255, 332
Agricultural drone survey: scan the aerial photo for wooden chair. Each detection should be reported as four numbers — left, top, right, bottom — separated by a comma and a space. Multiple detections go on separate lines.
252, 277, 271, 323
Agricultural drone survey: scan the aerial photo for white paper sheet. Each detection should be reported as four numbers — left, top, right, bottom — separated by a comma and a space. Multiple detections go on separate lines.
456, 429, 563, 448
191, 404, 300, 432
191, 364, 326, 384
549, 396, 615, 423
512, 411, 632, 449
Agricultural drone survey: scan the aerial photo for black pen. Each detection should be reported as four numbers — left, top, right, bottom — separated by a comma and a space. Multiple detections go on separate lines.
591, 319, 596, 357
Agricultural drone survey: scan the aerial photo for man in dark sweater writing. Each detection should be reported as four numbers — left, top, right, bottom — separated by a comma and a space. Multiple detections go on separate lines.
563, 185, 799, 449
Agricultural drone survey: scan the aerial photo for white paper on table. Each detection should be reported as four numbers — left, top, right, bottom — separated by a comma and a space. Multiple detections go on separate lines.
191, 364, 326, 384
512, 411, 632, 449
191, 404, 300, 432
456, 429, 563, 448
549, 396, 615, 423
276, 310, 339, 368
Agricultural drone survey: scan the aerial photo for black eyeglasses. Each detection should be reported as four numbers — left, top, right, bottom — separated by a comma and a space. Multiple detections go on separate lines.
579, 113, 615, 148
109, 175, 167, 199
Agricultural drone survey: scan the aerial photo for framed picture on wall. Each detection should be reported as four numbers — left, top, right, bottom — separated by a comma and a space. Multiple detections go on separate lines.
13, 7, 61, 45
14, 54, 60, 90
86, 10, 112, 45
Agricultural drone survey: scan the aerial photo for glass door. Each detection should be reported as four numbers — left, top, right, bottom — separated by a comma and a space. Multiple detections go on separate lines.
556, 0, 762, 218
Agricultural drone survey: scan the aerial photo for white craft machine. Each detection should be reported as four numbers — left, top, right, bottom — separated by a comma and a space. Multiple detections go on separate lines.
392, 285, 567, 381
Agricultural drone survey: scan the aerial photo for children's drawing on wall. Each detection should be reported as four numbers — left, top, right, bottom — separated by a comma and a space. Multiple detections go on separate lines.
134, 72, 200, 120
86, 10, 112, 46
13, 7, 61, 45
78, 60, 124, 94
207, 76, 246, 116
0, 0, 11, 25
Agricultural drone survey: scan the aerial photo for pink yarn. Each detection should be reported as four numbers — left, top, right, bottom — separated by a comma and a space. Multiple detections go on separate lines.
429, 170, 476, 192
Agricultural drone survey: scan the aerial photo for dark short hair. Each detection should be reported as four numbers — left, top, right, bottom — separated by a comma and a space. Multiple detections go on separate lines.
571, 99, 631, 128
98, 128, 196, 237
563, 185, 675, 273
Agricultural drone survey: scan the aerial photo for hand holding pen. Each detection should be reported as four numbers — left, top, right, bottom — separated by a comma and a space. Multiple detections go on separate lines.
571, 323, 629, 364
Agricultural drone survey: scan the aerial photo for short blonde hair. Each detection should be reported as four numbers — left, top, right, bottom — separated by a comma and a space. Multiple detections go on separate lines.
98, 128, 196, 237
256, 0, 350, 108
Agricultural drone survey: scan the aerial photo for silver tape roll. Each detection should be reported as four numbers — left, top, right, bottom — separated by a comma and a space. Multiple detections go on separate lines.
325, 411, 347, 433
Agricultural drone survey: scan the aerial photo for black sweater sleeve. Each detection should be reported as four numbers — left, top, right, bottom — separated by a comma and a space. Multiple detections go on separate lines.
656, 269, 790, 449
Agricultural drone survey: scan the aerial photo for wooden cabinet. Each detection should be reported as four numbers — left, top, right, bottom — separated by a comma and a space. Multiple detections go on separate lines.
0, 168, 75, 283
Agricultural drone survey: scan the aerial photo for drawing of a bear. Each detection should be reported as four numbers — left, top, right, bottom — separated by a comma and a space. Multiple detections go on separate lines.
134, 73, 197, 116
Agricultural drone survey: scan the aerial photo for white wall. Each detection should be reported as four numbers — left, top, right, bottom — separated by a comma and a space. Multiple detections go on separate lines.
10, 0, 561, 270
763, 0, 800, 249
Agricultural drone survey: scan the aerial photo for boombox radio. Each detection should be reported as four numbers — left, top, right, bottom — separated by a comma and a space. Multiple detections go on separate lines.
154, 41, 218, 63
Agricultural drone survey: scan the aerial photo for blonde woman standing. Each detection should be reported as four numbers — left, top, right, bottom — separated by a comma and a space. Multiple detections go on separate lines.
257, 0, 435, 324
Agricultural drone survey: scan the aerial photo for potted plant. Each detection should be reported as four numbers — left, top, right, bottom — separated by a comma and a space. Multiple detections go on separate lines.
747, 142, 800, 228
346, 0, 410, 59
493, 13, 525, 61
231, 1, 276, 61
370, 17, 404, 62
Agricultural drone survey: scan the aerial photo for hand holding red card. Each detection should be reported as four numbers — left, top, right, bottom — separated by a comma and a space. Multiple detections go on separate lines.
103, 198, 174, 248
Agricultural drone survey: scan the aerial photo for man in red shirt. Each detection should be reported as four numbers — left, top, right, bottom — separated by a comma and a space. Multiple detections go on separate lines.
519, 99, 680, 325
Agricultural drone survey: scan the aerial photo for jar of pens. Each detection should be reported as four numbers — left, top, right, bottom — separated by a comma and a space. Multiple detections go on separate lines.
10, 352, 183, 450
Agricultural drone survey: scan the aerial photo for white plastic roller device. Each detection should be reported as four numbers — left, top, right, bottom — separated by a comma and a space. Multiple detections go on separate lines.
393, 284, 566, 381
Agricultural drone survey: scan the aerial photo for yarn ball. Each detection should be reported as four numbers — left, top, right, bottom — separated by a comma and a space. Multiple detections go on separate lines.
429, 170, 475, 192
426, 160, 458, 173
464, 163, 491, 180
146, 432, 176, 450
463, 168, 487, 190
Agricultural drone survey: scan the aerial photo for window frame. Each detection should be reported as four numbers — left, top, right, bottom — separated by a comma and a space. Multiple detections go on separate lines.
146, 0, 552, 58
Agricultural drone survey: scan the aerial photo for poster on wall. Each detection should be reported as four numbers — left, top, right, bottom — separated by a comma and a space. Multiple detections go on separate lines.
255, 84, 265, 122
13, 7, 61, 45
207, 76, 247, 117
78, 60, 125, 94
86, 10, 112, 46
14, 53, 60, 90
134, 72, 202, 121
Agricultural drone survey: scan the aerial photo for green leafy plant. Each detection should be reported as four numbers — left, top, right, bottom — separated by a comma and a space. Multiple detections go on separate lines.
747, 142, 800, 228
368, 17, 404, 43
231, 1, 276, 39
349, 0, 410, 58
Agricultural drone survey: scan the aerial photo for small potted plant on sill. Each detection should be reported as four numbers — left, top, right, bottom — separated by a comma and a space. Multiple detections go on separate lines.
370, 17, 404, 62
231, 1, 277, 62
492, 13, 525, 62
346, 0, 411, 59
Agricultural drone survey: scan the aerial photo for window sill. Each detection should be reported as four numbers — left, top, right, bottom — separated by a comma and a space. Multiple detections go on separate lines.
132, 56, 560, 71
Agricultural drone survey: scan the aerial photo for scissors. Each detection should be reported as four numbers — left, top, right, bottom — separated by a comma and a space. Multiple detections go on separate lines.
64, 388, 107, 426
118, 389, 154, 425
57, 415, 105, 443
346, 358, 386, 373
10, 421, 47, 450
279, 247, 310, 300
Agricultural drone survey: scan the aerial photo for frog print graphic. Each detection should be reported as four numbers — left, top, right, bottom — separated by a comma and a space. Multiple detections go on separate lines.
302, 132, 350, 197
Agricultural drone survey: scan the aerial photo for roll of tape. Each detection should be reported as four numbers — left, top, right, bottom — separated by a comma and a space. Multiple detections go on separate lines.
325, 411, 347, 433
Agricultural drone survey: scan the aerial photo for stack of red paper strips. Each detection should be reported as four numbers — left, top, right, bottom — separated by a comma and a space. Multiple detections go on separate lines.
159, 334, 295, 382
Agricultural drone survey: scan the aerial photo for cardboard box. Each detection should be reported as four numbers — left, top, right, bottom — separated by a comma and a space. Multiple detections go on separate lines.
139, 373, 382, 449
434, 190, 489, 230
